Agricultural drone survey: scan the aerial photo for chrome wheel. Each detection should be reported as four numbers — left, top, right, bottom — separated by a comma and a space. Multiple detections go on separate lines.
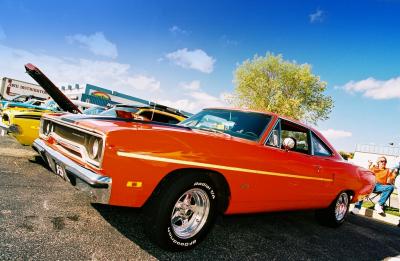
335, 192, 349, 221
171, 188, 210, 239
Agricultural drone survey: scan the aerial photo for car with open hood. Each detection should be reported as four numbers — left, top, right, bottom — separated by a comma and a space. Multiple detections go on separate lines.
0, 64, 186, 145
32, 104, 375, 251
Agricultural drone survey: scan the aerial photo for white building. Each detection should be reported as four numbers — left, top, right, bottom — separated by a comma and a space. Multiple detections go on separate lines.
60, 83, 192, 116
349, 144, 400, 169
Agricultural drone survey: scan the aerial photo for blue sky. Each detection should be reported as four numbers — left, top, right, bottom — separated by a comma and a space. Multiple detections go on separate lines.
0, 0, 400, 151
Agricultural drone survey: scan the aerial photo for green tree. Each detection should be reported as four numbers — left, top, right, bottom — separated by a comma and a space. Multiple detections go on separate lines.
339, 151, 354, 160
231, 53, 333, 124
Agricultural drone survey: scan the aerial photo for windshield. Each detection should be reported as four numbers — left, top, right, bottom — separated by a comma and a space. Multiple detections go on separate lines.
179, 109, 271, 141
100, 106, 140, 117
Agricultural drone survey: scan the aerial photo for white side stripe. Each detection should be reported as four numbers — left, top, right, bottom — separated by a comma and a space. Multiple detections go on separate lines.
117, 151, 333, 182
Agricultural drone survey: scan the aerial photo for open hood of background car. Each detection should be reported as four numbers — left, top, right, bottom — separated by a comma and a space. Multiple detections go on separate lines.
25, 63, 82, 114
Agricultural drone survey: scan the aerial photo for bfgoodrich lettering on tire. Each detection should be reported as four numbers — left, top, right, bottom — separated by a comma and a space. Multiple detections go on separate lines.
315, 191, 350, 227
144, 172, 218, 251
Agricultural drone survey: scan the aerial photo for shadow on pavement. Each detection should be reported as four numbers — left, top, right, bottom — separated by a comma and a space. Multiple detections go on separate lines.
93, 204, 400, 260
28, 155, 52, 171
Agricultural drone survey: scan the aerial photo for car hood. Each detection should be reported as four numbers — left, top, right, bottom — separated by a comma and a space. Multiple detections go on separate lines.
45, 113, 192, 134
25, 63, 81, 114
43, 114, 256, 147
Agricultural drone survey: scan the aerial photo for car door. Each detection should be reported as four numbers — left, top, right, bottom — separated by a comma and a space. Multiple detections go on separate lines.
309, 131, 337, 205
261, 118, 331, 209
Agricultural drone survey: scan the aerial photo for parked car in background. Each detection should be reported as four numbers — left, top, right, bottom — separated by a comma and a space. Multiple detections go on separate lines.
0, 99, 105, 145
0, 94, 46, 110
33, 104, 375, 251
100, 103, 187, 124
0, 98, 58, 145
82, 105, 107, 115
0, 97, 48, 114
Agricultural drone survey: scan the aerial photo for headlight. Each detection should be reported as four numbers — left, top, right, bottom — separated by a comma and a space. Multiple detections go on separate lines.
87, 136, 102, 160
42, 121, 55, 136
44, 122, 52, 135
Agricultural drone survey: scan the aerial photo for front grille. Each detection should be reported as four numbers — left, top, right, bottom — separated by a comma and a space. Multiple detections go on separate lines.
41, 118, 104, 168
54, 124, 88, 146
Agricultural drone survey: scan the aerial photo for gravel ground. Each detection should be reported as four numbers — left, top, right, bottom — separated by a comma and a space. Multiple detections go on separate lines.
0, 135, 399, 260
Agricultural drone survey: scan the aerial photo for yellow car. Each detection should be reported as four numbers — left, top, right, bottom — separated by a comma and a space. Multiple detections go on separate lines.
0, 98, 57, 145
1, 102, 187, 146
1, 107, 52, 145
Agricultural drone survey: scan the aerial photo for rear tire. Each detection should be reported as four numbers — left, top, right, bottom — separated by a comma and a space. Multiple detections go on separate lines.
144, 173, 219, 251
315, 192, 350, 227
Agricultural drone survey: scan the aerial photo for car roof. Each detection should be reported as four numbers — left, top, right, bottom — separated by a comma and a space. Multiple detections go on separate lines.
203, 107, 338, 154
203, 107, 319, 134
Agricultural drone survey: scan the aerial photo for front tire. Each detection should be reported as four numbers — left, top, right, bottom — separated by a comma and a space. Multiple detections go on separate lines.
144, 173, 219, 251
315, 192, 350, 227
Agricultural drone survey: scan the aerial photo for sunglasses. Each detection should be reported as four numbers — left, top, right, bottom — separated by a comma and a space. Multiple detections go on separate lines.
378, 160, 387, 163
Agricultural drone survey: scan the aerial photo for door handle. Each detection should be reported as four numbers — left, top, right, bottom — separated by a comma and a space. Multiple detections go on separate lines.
314, 165, 322, 173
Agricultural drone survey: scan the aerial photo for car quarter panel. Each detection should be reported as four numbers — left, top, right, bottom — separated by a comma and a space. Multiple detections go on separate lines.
2, 110, 47, 145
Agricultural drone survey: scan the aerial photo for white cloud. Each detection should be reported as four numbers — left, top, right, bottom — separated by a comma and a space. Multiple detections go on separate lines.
66, 32, 118, 59
169, 25, 188, 35
166, 48, 215, 73
340, 77, 400, 99
0, 26, 6, 40
179, 80, 201, 90
117, 75, 160, 92
309, 9, 324, 23
160, 89, 228, 113
159, 80, 228, 112
320, 129, 352, 140
0, 44, 159, 99
0, 43, 229, 113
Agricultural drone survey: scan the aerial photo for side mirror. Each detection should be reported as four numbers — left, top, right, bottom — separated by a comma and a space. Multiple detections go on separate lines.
283, 137, 296, 151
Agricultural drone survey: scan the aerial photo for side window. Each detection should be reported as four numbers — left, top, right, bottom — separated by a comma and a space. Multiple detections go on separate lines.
266, 120, 281, 148
311, 133, 332, 157
281, 120, 310, 154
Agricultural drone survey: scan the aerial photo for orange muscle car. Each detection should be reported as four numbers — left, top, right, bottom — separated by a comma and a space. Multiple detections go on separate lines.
32, 106, 375, 251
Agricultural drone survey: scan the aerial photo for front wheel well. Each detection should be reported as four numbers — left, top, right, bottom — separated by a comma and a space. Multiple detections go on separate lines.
343, 190, 355, 201
2, 113, 9, 123
145, 168, 231, 214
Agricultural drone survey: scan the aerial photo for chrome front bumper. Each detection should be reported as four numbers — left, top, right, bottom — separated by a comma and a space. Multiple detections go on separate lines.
32, 138, 112, 204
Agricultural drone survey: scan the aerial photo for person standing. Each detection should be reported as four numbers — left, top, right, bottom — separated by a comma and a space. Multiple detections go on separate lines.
352, 156, 396, 215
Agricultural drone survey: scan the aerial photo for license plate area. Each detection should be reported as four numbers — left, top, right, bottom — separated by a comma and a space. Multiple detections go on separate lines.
45, 152, 66, 180
55, 163, 66, 179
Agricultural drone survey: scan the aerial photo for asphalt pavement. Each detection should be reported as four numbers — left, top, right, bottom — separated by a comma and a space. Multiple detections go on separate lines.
0, 135, 399, 260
